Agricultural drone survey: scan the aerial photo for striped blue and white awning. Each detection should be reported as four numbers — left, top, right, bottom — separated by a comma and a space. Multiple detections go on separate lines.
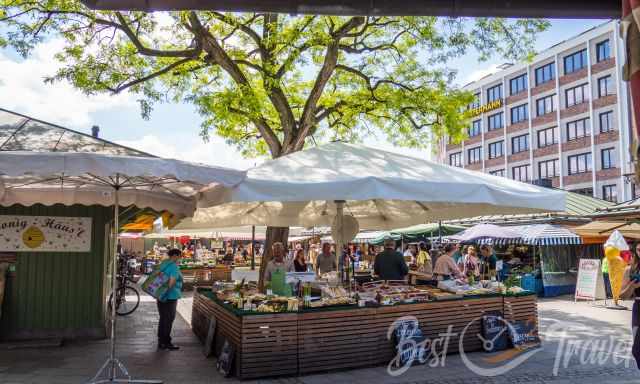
514, 224, 582, 246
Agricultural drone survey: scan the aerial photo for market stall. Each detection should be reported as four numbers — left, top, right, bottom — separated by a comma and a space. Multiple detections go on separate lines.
448, 223, 586, 297
192, 283, 537, 379
189, 142, 560, 378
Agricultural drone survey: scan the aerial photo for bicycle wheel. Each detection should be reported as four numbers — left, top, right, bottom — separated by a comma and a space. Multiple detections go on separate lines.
109, 286, 140, 316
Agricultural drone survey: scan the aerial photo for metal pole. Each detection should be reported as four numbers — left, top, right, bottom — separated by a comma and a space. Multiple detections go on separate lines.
251, 225, 256, 270
89, 184, 162, 383
110, 187, 119, 378
438, 220, 442, 243
335, 201, 344, 283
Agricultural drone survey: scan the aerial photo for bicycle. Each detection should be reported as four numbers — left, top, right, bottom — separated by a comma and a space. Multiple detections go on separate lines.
108, 253, 141, 316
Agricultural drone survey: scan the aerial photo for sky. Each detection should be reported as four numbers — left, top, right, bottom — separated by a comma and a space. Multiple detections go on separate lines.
0, 17, 608, 169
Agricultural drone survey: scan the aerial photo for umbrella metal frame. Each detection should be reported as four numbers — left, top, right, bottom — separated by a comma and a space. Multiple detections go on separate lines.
83, 177, 163, 384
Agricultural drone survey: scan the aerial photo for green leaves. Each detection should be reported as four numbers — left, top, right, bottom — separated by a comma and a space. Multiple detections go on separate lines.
0, 3, 549, 159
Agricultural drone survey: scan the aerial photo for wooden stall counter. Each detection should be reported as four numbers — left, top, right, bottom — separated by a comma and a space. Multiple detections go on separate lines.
192, 289, 539, 379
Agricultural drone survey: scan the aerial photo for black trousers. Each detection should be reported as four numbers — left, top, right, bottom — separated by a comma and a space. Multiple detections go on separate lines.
632, 300, 640, 369
157, 299, 177, 346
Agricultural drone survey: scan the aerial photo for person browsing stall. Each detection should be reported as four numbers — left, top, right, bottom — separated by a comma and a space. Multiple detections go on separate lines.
479, 244, 498, 280
315, 242, 337, 276
293, 248, 308, 272
433, 243, 464, 281
156, 248, 183, 351
620, 241, 640, 369
463, 245, 480, 279
264, 242, 294, 283
374, 238, 409, 281
416, 242, 432, 274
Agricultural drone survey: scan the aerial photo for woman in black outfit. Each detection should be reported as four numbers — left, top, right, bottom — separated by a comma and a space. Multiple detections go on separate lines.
621, 241, 640, 369
293, 248, 308, 272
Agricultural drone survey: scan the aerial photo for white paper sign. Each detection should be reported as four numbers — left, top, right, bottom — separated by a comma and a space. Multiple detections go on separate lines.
0, 215, 92, 252
286, 272, 316, 283
575, 258, 605, 301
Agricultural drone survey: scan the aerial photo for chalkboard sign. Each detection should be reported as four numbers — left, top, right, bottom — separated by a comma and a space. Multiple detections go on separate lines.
216, 339, 235, 377
392, 318, 429, 367
508, 319, 540, 348
202, 317, 217, 357
480, 311, 509, 352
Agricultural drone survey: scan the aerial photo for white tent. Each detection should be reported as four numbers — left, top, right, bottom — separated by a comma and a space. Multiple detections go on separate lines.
195, 142, 566, 229
0, 151, 245, 384
0, 151, 244, 216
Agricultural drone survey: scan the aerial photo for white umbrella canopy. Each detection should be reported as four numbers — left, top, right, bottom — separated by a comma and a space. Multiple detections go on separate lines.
0, 151, 245, 216
195, 142, 566, 230
0, 150, 245, 384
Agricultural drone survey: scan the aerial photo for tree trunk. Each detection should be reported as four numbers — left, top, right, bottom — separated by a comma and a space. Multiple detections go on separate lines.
258, 226, 290, 291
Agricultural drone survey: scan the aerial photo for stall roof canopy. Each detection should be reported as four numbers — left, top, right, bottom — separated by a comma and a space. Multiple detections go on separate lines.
445, 191, 613, 226
81, 0, 620, 18
573, 221, 640, 241
591, 197, 640, 220
0, 108, 152, 156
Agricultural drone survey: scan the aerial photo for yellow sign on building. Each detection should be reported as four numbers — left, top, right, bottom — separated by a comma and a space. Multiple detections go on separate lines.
468, 99, 503, 117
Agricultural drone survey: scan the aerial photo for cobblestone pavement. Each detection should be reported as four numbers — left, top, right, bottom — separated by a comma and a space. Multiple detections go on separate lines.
1, 293, 639, 384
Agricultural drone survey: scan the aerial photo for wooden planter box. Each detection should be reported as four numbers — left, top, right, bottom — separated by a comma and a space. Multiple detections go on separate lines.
192, 291, 538, 379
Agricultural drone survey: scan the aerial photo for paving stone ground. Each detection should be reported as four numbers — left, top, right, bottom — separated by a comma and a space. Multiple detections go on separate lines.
1, 293, 639, 384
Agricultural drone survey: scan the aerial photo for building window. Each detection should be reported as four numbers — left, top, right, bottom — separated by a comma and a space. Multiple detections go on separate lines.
535, 63, 555, 86
602, 184, 617, 203
564, 49, 588, 74
470, 93, 481, 109
601, 147, 615, 169
600, 111, 614, 133
566, 118, 590, 141
487, 84, 502, 103
488, 141, 504, 159
596, 40, 611, 63
510, 74, 528, 95
510, 104, 528, 124
512, 164, 531, 182
469, 119, 481, 137
571, 187, 593, 197
467, 147, 481, 164
598, 75, 613, 97
536, 94, 556, 116
489, 169, 505, 177
568, 152, 592, 175
537, 127, 558, 148
449, 152, 462, 167
565, 83, 589, 107
538, 159, 560, 178
511, 134, 529, 154
487, 112, 504, 131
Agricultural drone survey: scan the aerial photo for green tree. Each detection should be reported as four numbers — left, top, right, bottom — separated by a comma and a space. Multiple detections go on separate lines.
1, 2, 548, 286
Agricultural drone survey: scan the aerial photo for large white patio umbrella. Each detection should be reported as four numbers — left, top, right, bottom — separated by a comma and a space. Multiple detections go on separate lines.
194, 142, 566, 273
0, 151, 244, 384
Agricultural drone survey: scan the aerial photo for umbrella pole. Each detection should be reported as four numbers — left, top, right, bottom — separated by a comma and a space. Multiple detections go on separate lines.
335, 201, 344, 285
89, 186, 162, 384
251, 225, 256, 271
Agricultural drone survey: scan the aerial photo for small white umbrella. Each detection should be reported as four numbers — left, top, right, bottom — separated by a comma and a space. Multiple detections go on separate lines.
0, 151, 244, 384
194, 142, 566, 275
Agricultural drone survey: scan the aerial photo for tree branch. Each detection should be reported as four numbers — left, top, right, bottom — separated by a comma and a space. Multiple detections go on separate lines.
188, 11, 282, 157
115, 12, 202, 58
109, 57, 194, 94
294, 17, 365, 151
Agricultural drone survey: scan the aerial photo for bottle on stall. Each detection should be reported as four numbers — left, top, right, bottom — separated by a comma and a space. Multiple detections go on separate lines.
303, 282, 311, 307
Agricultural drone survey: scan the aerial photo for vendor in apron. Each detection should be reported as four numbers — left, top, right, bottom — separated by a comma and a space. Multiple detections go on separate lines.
433, 243, 464, 281
264, 242, 294, 295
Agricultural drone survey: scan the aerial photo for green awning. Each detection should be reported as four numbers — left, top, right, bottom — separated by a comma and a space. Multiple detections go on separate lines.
391, 223, 466, 238
368, 223, 466, 245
